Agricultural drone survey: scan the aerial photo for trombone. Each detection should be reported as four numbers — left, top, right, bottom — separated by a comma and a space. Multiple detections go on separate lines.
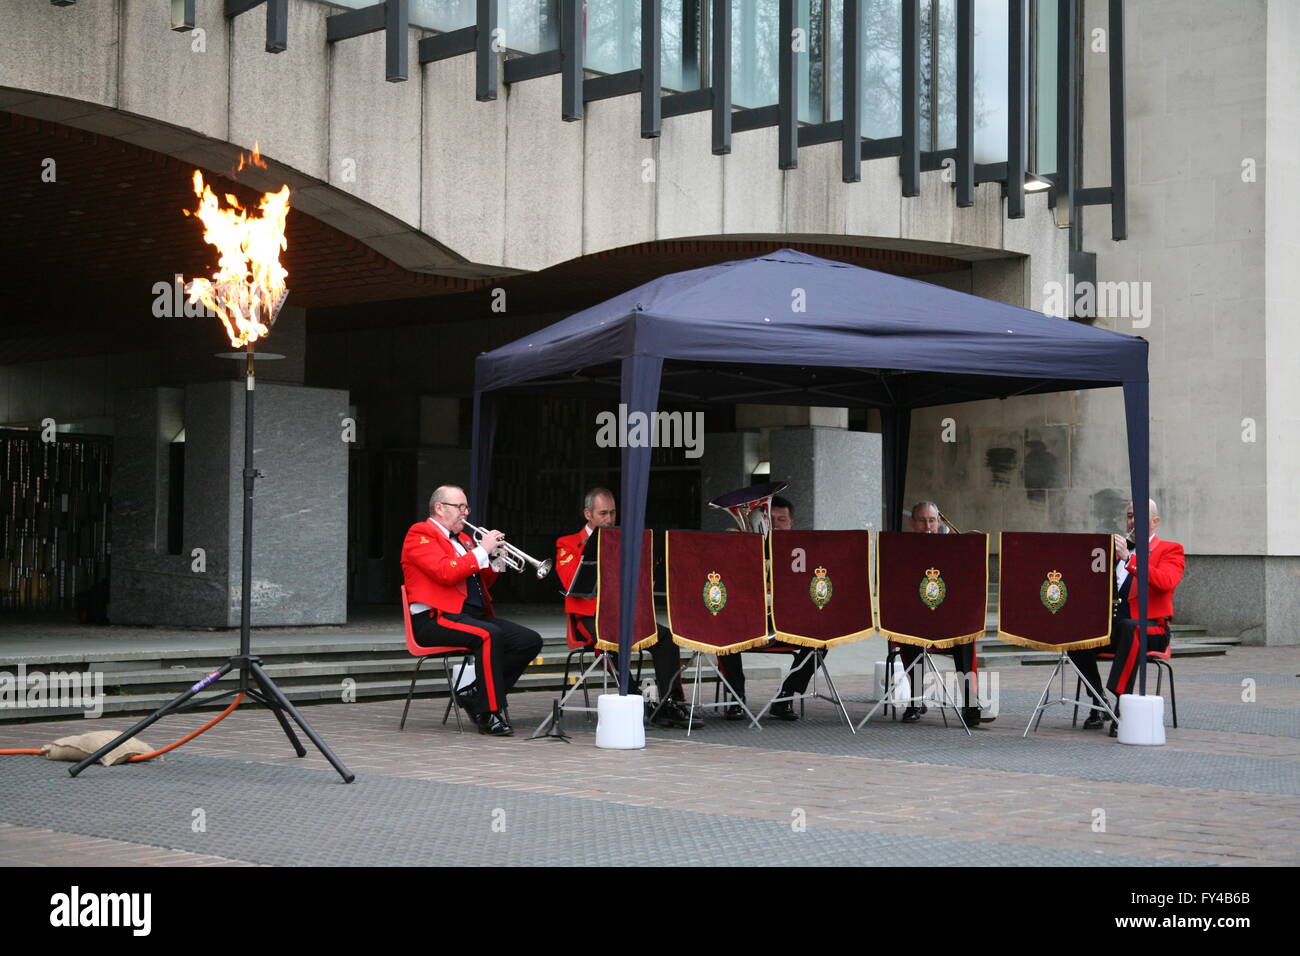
462, 520, 553, 579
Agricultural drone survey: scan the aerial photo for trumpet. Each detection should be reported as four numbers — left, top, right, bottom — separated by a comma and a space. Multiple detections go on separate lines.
462, 520, 553, 579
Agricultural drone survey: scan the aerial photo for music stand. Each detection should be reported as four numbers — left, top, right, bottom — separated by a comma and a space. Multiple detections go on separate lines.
752, 649, 855, 732
529, 647, 624, 739
656, 530, 769, 734
1023, 652, 1119, 737
649, 651, 762, 734
995, 532, 1118, 736
856, 646, 971, 735
531, 528, 649, 738
760, 529, 873, 733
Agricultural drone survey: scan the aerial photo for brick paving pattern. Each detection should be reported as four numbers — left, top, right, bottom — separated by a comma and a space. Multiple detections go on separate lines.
0, 646, 1296, 866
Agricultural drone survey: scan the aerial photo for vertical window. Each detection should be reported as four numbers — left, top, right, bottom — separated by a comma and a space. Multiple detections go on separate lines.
663, 0, 706, 91
826, 0, 906, 139
409, 0, 477, 30
973, 0, 1009, 164
504, 0, 560, 53
1032, 0, 1058, 174
731, 0, 780, 108
586, 0, 641, 74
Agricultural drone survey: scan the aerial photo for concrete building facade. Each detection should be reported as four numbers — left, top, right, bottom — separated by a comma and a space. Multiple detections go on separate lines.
0, 0, 1292, 643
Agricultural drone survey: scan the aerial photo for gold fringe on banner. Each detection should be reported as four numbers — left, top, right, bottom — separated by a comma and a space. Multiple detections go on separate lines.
669, 632, 773, 655
877, 627, 984, 651
595, 634, 658, 653
996, 631, 1113, 652
771, 628, 874, 650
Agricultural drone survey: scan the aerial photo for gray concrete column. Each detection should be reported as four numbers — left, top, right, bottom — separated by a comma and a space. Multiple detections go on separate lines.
700, 431, 761, 530
113, 380, 349, 627
769, 427, 882, 531
109, 387, 195, 624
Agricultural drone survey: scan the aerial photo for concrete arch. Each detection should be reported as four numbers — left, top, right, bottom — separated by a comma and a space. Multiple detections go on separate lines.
4, 0, 1067, 301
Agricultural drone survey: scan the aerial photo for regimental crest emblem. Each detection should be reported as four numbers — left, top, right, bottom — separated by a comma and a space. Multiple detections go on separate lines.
809, 566, 833, 610
1040, 570, 1068, 614
919, 567, 946, 611
702, 571, 728, 616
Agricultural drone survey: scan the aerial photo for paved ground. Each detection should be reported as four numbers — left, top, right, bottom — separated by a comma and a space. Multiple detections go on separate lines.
1, 645, 1296, 867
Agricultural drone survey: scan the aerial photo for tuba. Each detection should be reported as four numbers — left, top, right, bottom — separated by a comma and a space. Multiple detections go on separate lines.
709, 481, 789, 535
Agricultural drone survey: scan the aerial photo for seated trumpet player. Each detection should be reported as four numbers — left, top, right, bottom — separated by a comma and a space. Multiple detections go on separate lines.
555, 487, 698, 729
401, 485, 543, 737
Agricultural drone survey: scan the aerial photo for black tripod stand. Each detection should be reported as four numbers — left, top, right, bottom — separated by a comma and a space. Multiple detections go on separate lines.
70, 340, 354, 782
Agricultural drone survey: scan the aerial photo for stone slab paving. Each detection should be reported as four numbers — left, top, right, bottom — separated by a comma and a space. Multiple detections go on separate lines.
0, 645, 1295, 867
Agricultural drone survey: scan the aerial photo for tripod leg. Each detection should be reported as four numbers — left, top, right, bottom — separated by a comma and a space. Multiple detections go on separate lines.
250, 666, 307, 757
687, 654, 702, 737
816, 660, 856, 734
927, 651, 970, 736
859, 649, 926, 731
249, 662, 355, 783
649, 659, 691, 723
69, 662, 236, 777
530, 655, 606, 738
1022, 655, 1063, 737
710, 657, 760, 729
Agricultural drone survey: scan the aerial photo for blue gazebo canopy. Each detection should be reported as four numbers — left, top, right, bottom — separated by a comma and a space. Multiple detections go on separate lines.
472, 249, 1155, 694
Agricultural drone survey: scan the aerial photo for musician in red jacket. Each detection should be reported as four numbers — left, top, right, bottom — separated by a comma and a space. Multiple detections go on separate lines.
556, 487, 697, 729
1104, 498, 1185, 736
401, 485, 543, 737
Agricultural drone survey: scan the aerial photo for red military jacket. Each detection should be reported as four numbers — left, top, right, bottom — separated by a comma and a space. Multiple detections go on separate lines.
401, 518, 499, 617
556, 526, 594, 648
1125, 535, 1185, 634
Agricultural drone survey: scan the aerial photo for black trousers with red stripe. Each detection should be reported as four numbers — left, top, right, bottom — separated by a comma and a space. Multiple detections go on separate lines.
574, 616, 686, 702
412, 608, 543, 714
1106, 625, 1170, 699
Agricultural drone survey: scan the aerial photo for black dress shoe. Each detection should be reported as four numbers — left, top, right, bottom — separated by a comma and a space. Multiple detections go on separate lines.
962, 706, 986, 727
770, 701, 799, 721
1082, 712, 1105, 730
1108, 719, 1119, 738
455, 690, 481, 718
670, 700, 703, 726
900, 705, 921, 722
650, 700, 687, 729
724, 703, 746, 721
478, 711, 513, 736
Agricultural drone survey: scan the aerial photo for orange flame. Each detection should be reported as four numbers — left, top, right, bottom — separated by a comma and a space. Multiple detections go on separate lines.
183, 143, 289, 348
235, 141, 268, 174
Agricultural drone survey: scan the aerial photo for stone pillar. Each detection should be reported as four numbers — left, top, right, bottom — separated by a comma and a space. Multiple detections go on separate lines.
112, 380, 350, 627
109, 387, 197, 624
770, 427, 882, 531
700, 431, 761, 530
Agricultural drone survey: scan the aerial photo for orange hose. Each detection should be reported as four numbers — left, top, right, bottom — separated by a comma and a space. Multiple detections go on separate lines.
0, 691, 245, 762
126, 692, 245, 761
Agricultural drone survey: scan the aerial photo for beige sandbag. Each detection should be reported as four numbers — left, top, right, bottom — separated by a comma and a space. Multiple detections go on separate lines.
40, 730, 154, 767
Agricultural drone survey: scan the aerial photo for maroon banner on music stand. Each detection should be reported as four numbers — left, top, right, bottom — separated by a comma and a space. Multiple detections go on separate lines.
768, 530, 873, 648
997, 532, 1114, 651
876, 531, 988, 649
665, 531, 769, 654
594, 528, 658, 652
